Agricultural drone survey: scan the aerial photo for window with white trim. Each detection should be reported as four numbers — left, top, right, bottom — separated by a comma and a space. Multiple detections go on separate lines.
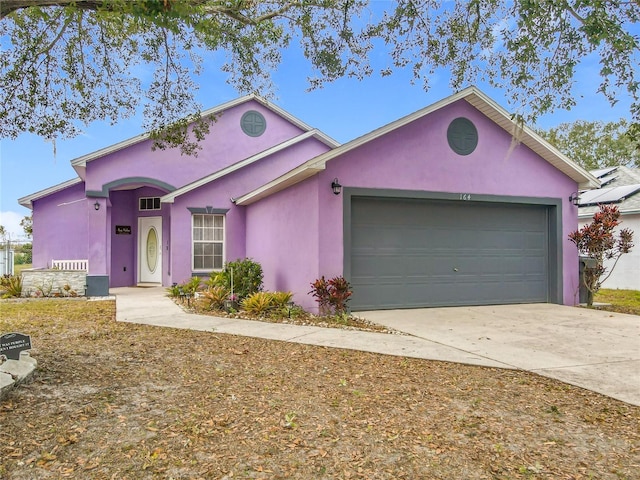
192, 214, 224, 270
139, 197, 161, 210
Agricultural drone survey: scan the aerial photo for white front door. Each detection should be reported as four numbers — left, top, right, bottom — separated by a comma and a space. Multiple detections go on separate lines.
138, 216, 162, 284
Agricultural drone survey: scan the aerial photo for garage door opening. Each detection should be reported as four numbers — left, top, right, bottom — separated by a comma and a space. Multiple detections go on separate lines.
347, 195, 559, 310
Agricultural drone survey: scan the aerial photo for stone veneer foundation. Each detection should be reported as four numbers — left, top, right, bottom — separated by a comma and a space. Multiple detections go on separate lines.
21, 269, 87, 297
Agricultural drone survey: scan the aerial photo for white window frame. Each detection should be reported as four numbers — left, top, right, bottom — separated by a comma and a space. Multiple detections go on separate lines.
191, 214, 225, 272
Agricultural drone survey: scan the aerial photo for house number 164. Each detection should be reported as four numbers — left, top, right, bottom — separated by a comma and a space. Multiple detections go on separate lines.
460, 193, 472, 201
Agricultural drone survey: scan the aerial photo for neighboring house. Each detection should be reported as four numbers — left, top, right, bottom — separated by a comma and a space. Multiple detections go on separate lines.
19, 87, 599, 311
578, 166, 640, 291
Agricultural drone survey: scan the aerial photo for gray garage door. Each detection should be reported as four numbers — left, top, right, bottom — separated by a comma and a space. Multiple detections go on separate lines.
349, 197, 550, 310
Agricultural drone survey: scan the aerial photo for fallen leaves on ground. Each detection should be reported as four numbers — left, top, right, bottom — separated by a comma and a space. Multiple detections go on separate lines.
1, 299, 638, 479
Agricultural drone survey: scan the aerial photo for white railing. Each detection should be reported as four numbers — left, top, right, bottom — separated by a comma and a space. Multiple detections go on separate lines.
51, 259, 89, 271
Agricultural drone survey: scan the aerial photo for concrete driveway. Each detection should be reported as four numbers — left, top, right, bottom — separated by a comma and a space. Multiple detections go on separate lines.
360, 303, 640, 406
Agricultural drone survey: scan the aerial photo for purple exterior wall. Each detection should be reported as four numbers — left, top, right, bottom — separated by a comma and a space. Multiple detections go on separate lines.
245, 179, 321, 303
245, 100, 580, 310
32, 182, 88, 269
169, 136, 331, 284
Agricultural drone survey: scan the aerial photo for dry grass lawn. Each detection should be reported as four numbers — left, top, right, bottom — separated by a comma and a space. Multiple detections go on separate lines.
1, 299, 639, 479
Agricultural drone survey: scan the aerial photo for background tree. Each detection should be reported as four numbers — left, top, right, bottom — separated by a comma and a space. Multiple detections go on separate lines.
20, 215, 32, 238
1, 1, 638, 153
569, 205, 634, 306
540, 120, 640, 170
0, 225, 6, 241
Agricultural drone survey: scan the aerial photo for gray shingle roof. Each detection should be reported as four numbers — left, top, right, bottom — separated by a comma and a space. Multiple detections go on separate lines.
578, 166, 640, 217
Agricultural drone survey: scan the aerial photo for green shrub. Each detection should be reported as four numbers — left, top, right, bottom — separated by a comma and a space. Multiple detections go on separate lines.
240, 291, 294, 316
208, 258, 263, 301
0, 274, 22, 298
183, 276, 202, 295
269, 291, 291, 307
203, 285, 230, 310
167, 277, 202, 298
241, 291, 273, 315
167, 283, 182, 297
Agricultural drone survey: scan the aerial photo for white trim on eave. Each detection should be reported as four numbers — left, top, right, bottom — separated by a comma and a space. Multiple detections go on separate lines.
234, 162, 325, 206
161, 130, 331, 204
69, 95, 340, 171
234, 86, 599, 206
463, 90, 599, 190
18, 177, 83, 209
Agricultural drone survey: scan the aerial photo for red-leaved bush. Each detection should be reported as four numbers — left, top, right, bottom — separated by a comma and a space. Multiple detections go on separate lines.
309, 276, 353, 315
569, 204, 633, 305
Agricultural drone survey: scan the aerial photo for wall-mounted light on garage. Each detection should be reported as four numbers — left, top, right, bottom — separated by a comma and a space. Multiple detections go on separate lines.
569, 192, 580, 206
94, 200, 101, 211
331, 178, 342, 196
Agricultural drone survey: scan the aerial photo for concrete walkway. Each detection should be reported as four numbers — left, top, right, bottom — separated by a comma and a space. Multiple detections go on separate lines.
113, 287, 640, 406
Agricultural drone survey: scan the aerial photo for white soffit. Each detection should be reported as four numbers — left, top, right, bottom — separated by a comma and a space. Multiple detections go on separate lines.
18, 178, 83, 209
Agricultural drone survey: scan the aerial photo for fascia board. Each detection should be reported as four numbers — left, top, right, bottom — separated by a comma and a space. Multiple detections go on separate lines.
161, 130, 326, 204
233, 164, 325, 206
18, 177, 83, 209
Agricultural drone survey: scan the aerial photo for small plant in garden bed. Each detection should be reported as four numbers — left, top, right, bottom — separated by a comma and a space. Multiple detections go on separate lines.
207, 258, 263, 303
0, 274, 22, 298
309, 275, 353, 315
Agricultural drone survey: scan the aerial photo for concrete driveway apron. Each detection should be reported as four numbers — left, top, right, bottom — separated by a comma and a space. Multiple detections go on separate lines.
360, 304, 640, 406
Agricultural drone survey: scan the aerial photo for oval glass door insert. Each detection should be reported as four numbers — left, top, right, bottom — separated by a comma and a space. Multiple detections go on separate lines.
146, 227, 158, 273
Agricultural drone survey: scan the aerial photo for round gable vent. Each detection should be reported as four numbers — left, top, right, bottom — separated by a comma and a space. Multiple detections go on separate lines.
447, 117, 478, 155
241, 110, 267, 137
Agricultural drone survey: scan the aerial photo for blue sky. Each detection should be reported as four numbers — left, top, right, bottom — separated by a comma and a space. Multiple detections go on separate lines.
0, 29, 634, 241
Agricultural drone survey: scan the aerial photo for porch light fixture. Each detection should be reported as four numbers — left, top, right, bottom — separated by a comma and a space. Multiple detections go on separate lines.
569, 192, 580, 206
331, 178, 342, 195
94, 200, 101, 211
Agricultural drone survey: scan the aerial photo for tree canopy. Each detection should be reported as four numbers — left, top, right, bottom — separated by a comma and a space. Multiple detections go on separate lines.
540, 119, 640, 170
1, 1, 639, 154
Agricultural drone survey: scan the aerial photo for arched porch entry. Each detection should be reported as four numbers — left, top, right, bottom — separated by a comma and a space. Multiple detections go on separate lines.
87, 177, 176, 291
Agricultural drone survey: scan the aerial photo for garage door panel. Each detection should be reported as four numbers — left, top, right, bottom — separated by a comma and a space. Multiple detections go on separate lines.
350, 197, 550, 310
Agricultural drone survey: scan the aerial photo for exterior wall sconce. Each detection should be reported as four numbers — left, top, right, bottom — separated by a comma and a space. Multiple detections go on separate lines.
94, 200, 101, 211
569, 192, 580, 206
331, 178, 342, 195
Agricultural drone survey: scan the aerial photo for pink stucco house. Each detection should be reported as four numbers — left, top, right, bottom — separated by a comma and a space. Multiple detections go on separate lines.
19, 87, 599, 310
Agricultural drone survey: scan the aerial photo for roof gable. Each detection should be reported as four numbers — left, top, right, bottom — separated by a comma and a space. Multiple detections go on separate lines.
161, 130, 333, 203
234, 86, 600, 206
69, 95, 339, 179
18, 178, 83, 209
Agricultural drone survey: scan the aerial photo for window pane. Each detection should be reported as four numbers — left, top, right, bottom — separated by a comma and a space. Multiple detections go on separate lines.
192, 214, 225, 270
153, 198, 160, 209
